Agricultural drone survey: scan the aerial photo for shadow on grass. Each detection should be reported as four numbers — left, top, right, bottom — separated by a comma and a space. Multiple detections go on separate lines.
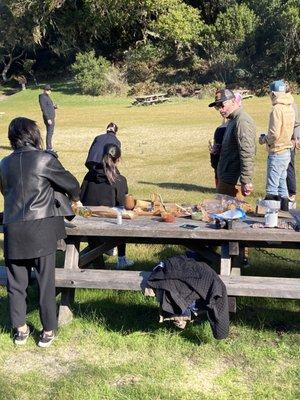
23, 81, 79, 96
139, 181, 216, 194
0, 146, 11, 150
72, 295, 214, 344
53, 81, 80, 96
0, 88, 19, 97
0, 282, 40, 333
234, 299, 300, 333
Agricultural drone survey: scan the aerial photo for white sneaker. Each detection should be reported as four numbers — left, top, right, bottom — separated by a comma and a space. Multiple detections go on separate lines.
116, 256, 134, 269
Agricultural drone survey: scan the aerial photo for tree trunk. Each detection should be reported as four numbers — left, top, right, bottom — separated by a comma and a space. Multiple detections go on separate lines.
1, 62, 11, 82
1, 51, 24, 83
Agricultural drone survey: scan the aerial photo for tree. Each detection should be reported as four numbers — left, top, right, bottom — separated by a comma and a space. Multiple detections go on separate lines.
202, 3, 258, 82
0, 3, 26, 81
148, 0, 204, 56
278, 0, 300, 78
71, 50, 111, 95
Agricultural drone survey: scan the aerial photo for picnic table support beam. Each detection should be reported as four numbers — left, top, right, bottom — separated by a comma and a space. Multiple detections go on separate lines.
79, 240, 121, 268
221, 242, 240, 313
220, 244, 231, 276
58, 238, 80, 327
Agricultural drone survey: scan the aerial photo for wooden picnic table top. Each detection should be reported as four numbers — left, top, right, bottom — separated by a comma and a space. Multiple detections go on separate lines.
65, 215, 300, 244
134, 93, 168, 100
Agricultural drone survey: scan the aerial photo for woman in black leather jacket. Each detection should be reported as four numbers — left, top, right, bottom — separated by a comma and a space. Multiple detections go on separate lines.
0, 117, 80, 347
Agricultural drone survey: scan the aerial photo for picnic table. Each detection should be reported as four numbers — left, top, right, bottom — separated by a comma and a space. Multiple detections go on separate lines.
53, 214, 300, 325
132, 93, 170, 106
1, 214, 299, 326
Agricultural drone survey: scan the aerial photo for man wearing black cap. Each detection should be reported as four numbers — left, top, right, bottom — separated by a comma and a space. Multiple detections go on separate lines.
39, 84, 57, 151
208, 89, 256, 197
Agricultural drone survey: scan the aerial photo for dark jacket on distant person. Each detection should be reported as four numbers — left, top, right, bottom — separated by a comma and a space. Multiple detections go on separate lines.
39, 92, 56, 121
85, 132, 121, 170
217, 107, 256, 185
147, 255, 229, 340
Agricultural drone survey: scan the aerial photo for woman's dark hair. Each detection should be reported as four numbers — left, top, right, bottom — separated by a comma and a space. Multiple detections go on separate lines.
106, 122, 118, 134
102, 144, 121, 184
8, 117, 43, 150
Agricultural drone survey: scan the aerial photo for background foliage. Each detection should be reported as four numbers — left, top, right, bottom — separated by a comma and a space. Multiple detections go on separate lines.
0, 0, 299, 92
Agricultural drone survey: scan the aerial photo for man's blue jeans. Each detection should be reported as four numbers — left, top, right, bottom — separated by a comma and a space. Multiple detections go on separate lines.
266, 150, 291, 198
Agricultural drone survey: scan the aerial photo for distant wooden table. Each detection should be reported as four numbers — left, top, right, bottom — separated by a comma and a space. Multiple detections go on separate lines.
54, 215, 300, 325
132, 93, 170, 106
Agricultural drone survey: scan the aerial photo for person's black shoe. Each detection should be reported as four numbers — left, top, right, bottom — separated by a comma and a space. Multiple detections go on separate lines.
13, 325, 32, 346
38, 331, 55, 348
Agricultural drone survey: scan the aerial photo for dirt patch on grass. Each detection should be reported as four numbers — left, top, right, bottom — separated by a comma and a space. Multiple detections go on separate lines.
3, 347, 80, 380
184, 356, 229, 393
112, 374, 142, 387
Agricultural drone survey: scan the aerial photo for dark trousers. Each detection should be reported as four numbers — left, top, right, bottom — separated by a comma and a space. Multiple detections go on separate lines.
217, 180, 236, 197
43, 116, 55, 149
287, 148, 296, 196
6, 253, 57, 331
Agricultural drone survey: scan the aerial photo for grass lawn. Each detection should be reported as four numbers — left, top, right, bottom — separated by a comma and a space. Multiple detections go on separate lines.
0, 84, 299, 400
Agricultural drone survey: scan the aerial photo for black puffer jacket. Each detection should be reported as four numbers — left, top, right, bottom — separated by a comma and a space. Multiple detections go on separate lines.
0, 145, 80, 224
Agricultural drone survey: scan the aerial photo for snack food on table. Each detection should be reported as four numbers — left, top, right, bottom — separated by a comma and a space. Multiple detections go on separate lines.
191, 211, 203, 221
197, 194, 253, 217
161, 212, 176, 223
90, 206, 136, 219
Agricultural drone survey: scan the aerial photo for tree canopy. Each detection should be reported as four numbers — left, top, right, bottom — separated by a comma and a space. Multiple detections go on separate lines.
1, 0, 299, 89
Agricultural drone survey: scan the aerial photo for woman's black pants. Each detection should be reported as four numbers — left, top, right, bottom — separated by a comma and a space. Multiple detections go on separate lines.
6, 253, 57, 331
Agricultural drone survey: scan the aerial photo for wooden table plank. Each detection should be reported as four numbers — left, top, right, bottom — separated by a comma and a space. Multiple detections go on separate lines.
65, 216, 300, 243
2, 267, 300, 299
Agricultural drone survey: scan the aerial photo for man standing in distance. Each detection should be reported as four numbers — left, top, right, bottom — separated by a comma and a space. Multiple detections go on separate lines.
208, 89, 256, 197
39, 84, 57, 151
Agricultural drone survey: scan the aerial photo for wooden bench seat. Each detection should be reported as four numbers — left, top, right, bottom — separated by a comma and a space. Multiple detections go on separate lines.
1, 266, 299, 299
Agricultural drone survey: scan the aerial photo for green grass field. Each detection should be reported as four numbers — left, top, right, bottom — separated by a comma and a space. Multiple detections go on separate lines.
0, 85, 299, 400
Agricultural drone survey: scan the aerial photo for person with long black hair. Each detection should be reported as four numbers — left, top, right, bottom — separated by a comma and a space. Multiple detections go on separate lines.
0, 117, 80, 347
80, 143, 134, 269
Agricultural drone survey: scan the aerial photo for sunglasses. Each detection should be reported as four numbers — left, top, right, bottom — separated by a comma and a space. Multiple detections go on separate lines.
214, 100, 229, 110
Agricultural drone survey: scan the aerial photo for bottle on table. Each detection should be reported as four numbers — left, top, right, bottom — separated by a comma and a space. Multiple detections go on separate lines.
116, 208, 123, 225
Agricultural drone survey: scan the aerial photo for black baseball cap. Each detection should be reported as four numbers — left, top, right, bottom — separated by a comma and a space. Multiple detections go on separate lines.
44, 84, 52, 90
208, 89, 235, 107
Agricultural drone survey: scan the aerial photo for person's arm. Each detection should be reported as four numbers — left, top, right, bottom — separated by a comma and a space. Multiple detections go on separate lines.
43, 154, 80, 201
266, 107, 282, 147
236, 118, 256, 194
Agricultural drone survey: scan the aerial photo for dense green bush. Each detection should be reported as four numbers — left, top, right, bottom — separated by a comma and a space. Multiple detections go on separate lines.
72, 51, 128, 95
127, 81, 164, 96
71, 51, 110, 95
125, 43, 163, 84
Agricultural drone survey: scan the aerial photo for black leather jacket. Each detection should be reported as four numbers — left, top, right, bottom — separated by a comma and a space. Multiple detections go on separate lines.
0, 145, 80, 224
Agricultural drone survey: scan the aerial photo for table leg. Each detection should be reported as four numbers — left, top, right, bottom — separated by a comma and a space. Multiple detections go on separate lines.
220, 244, 231, 276
220, 243, 239, 313
58, 238, 80, 327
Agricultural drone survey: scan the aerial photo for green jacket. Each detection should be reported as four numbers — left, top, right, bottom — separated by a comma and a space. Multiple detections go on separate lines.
217, 107, 256, 185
